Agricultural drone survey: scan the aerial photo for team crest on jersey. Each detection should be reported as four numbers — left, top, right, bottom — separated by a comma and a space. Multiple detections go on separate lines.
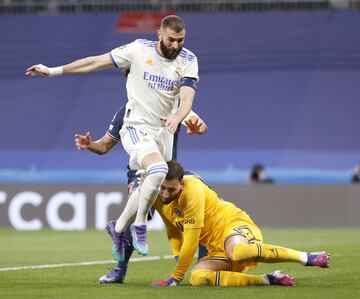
174, 208, 182, 216
145, 59, 153, 65
175, 67, 182, 79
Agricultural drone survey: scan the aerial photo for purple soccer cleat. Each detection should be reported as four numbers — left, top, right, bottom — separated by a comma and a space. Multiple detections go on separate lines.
131, 224, 148, 256
105, 220, 124, 262
99, 266, 126, 284
267, 270, 296, 286
306, 251, 330, 268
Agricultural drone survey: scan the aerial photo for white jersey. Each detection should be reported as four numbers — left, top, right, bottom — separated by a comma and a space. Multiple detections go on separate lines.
110, 39, 199, 130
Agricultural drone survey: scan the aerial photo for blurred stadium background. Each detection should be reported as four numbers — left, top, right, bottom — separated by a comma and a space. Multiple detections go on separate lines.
1, 2, 360, 298
0, 0, 360, 230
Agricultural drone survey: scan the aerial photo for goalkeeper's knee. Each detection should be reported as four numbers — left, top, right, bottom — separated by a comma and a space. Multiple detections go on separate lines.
190, 270, 215, 286
231, 243, 260, 262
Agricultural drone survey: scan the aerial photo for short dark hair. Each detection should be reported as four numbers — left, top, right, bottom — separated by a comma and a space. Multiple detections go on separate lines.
161, 15, 185, 33
166, 160, 184, 181
250, 164, 264, 181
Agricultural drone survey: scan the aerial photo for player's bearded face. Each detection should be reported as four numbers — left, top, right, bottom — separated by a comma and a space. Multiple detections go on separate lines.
160, 39, 182, 60
158, 28, 185, 60
159, 179, 183, 204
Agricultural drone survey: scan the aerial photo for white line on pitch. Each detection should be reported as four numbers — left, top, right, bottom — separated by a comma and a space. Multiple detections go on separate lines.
0, 255, 173, 272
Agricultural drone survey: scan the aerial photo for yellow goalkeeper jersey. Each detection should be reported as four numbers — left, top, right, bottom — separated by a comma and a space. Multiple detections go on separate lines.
153, 175, 257, 280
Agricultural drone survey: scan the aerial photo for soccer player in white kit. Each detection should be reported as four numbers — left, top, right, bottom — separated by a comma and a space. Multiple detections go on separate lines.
26, 15, 199, 257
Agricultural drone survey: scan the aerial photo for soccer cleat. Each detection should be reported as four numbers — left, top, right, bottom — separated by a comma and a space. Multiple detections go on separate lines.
105, 220, 124, 262
267, 270, 295, 286
99, 267, 126, 284
306, 251, 330, 268
131, 224, 148, 256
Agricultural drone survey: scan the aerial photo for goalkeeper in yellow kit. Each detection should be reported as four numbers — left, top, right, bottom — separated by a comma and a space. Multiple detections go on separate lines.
151, 160, 330, 287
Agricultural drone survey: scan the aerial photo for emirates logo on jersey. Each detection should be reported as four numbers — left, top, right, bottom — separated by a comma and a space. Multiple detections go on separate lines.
143, 71, 180, 91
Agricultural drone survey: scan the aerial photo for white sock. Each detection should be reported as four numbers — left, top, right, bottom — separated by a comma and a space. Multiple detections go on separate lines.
115, 188, 140, 233
300, 252, 308, 265
134, 162, 168, 226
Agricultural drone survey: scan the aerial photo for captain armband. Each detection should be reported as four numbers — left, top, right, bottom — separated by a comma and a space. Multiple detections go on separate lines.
180, 77, 198, 90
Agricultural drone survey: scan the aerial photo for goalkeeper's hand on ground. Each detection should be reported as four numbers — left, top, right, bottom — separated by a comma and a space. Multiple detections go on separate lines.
151, 276, 180, 286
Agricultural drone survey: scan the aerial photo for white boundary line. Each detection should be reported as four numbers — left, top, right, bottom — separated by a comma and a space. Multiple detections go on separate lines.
0, 255, 174, 272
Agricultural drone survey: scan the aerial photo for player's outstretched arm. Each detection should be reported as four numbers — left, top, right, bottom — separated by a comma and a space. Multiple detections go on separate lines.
26, 53, 114, 77
74, 132, 117, 155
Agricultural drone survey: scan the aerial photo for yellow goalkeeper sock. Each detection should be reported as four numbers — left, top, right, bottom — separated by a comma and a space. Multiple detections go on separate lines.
232, 242, 307, 264
190, 270, 266, 286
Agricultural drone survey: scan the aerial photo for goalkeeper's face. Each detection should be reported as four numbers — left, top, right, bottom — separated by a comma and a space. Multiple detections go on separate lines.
159, 179, 184, 204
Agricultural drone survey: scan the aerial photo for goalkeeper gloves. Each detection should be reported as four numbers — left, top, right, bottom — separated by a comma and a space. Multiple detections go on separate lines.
151, 276, 180, 286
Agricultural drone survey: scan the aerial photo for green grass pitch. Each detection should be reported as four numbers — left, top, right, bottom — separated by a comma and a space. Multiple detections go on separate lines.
1, 228, 360, 299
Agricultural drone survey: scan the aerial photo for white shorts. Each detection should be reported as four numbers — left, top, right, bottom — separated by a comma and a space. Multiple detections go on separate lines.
120, 123, 174, 170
